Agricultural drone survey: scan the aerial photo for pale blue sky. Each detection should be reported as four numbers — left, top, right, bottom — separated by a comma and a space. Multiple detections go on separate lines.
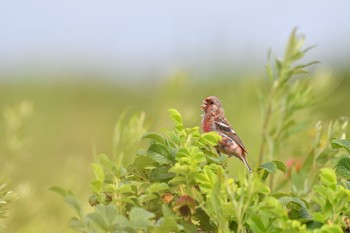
1, 1, 349, 80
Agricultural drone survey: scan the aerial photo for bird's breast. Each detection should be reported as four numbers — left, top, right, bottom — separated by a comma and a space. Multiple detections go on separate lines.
202, 115, 213, 132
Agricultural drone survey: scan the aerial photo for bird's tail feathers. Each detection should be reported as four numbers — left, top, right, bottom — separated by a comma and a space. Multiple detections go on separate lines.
239, 155, 252, 173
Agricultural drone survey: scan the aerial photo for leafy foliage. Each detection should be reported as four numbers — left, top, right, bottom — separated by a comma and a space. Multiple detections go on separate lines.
332, 138, 350, 154
312, 168, 350, 229
0, 182, 17, 228
52, 29, 350, 232
112, 111, 147, 166
259, 29, 317, 165
52, 108, 350, 232
284, 117, 349, 198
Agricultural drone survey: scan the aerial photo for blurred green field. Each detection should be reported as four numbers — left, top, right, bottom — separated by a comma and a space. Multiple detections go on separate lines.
0, 70, 350, 232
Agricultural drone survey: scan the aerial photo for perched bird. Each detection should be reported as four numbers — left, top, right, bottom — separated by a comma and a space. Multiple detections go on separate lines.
201, 96, 252, 172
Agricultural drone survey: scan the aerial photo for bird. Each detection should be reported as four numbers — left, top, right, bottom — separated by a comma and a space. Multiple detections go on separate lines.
201, 96, 252, 172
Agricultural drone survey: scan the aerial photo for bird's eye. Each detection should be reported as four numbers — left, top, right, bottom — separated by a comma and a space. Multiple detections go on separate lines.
208, 100, 214, 105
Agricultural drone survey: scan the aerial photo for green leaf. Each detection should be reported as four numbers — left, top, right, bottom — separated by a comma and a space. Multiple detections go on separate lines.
162, 204, 176, 217
278, 196, 311, 220
115, 166, 127, 178
168, 176, 186, 185
336, 158, 350, 179
194, 174, 213, 192
181, 220, 198, 233
98, 154, 114, 170
340, 179, 350, 190
313, 185, 334, 203
175, 148, 190, 160
331, 138, 350, 153
147, 151, 172, 165
114, 215, 132, 231
147, 143, 172, 164
104, 184, 116, 193
201, 132, 221, 146
142, 132, 166, 145
195, 208, 216, 232
147, 183, 169, 193
260, 161, 277, 174
64, 195, 84, 218
68, 217, 87, 232
86, 204, 119, 231
194, 166, 218, 193
248, 214, 266, 232
152, 217, 181, 233
319, 168, 337, 188
129, 207, 155, 229
90, 180, 102, 192
86, 212, 109, 231
168, 108, 183, 126
119, 197, 136, 206
132, 155, 155, 169
148, 143, 169, 155
312, 212, 325, 223
278, 196, 308, 209
258, 184, 271, 195
152, 205, 182, 232
208, 171, 228, 231
49, 186, 68, 197
91, 163, 105, 182
168, 163, 190, 175
313, 224, 343, 233
272, 160, 287, 173
149, 166, 175, 182
117, 184, 133, 194
192, 150, 206, 163
49, 186, 83, 217
138, 193, 158, 203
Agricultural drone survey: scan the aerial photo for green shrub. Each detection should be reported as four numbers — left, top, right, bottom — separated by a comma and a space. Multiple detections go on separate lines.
52, 109, 350, 232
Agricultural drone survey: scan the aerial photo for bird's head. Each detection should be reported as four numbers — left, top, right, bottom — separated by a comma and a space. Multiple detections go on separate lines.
201, 96, 223, 114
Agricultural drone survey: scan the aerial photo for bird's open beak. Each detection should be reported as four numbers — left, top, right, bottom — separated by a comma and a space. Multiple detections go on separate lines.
201, 100, 207, 110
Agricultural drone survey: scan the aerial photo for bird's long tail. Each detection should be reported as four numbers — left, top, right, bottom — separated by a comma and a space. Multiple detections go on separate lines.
240, 156, 252, 173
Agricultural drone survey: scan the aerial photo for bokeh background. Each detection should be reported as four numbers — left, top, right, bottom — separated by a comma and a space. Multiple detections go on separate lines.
1, 1, 350, 232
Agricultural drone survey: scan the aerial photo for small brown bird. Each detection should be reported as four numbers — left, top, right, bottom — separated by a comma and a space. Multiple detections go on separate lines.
201, 96, 252, 172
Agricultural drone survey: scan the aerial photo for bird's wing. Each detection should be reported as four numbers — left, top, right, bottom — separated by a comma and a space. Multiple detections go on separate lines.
215, 120, 248, 153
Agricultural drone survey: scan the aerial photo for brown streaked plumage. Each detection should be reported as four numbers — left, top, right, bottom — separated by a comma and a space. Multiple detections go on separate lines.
201, 96, 252, 172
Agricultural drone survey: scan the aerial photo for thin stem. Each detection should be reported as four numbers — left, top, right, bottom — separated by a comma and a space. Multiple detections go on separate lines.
269, 174, 274, 191
259, 80, 278, 165
259, 81, 280, 192
259, 102, 272, 165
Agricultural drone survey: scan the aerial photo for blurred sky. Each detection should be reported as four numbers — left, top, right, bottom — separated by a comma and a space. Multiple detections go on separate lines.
1, 1, 350, 81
